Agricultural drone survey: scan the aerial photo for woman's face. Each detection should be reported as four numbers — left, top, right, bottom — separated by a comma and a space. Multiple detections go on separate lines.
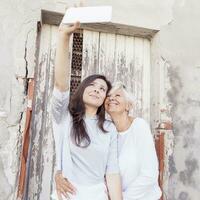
105, 88, 129, 115
83, 78, 108, 108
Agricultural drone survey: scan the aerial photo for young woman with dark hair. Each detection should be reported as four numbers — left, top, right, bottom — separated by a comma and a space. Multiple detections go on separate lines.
51, 21, 122, 200
68, 74, 111, 147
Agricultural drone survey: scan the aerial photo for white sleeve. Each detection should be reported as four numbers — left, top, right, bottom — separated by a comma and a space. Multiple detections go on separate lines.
106, 131, 119, 174
51, 87, 70, 171
125, 119, 159, 199
51, 86, 70, 123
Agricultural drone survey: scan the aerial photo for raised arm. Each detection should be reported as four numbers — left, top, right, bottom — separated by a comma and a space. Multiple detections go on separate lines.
52, 22, 80, 200
54, 22, 80, 91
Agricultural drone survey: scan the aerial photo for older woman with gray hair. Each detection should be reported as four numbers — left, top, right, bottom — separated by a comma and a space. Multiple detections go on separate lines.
104, 82, 161, 200
55, 81, 162, 200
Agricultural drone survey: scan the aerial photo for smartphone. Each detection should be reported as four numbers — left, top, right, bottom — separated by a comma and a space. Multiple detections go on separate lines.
62, 6, 112, 24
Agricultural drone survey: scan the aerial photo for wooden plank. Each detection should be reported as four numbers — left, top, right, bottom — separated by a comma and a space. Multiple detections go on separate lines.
38, 25, 58, 200
142, 38, 151, 122
28, 24, 52, 199
134, 37, 143, 117
124, 35, 135, 91
123, 35, 136, 116
27, 24, 61, 199
28, 24, 73, 199
41, 9, 159, 38
81, 23, 158, 39
114, 34, 126, 82
41, 9, 63, 26
98, 32, 116, 82
82, 30, 100, 79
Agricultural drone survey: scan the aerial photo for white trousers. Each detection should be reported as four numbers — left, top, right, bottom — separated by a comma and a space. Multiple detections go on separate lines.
51, 182, 108, 200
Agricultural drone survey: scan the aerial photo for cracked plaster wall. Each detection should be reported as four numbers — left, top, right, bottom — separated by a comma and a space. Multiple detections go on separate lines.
151, 0, 200, 199
0, 1, 71, 199
0, 0, 199, 199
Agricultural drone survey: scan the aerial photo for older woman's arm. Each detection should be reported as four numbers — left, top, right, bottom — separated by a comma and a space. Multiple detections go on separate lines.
123, 119, 161, 199
106, 174, 123, 200
105, 124, 123, 200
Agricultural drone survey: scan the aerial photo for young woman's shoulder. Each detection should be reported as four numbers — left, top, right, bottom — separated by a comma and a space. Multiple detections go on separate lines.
104, 119, 117, 135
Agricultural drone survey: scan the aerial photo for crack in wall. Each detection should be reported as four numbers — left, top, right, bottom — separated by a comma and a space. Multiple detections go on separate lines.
17, 29, 32, 139
23, 29, 33, 95
14, 28, 34, 200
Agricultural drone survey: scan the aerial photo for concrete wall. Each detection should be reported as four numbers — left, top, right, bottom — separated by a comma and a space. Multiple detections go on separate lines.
151, 0, 200, 199
0, 0, 199, 199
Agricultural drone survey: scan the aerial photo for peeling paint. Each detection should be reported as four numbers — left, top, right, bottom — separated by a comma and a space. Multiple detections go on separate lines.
168, 155, 177, 175
24, 25, 57, 199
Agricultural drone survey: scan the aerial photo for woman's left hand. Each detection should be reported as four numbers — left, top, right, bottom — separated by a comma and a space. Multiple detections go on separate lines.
55, 171, 77, 199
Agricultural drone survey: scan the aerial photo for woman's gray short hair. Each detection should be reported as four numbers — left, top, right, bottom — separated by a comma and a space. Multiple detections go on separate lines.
110, 82, 135, 104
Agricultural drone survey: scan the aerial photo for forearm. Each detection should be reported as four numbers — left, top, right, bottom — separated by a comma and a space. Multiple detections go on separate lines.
54, 33, 71, 91
106, 174, 122, 200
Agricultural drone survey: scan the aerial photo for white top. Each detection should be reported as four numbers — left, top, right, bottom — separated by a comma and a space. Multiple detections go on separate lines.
118, 117, 162, 200
51, 87, 119, 185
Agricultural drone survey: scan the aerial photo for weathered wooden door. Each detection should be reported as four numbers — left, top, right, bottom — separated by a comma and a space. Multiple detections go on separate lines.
26, 25, 151, 199
26, 24, 59, 199
82, 30, 150, 121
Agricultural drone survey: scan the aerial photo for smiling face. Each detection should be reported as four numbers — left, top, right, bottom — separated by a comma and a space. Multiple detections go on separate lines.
83, 78, 108, 108
105, 88, 130, 115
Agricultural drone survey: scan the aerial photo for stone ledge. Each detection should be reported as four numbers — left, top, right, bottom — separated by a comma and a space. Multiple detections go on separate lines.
41, 9, 159, 38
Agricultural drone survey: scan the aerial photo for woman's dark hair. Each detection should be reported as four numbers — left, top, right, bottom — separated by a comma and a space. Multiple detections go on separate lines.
68, 74, 111, 148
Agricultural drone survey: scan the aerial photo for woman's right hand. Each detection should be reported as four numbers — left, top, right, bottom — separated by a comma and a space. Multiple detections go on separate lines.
55, 171, 77, 200
58, 22, 80, 38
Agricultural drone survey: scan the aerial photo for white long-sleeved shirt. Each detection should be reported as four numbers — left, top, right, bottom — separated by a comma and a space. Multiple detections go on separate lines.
51, 87, 119, 185
118, 117, 162, 200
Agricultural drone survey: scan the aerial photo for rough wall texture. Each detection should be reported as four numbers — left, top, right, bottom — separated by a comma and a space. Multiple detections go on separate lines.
0, 1, 38, 199
0, 1, 64, 199
151, 0, 200, 199
0, 0, 199, 199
